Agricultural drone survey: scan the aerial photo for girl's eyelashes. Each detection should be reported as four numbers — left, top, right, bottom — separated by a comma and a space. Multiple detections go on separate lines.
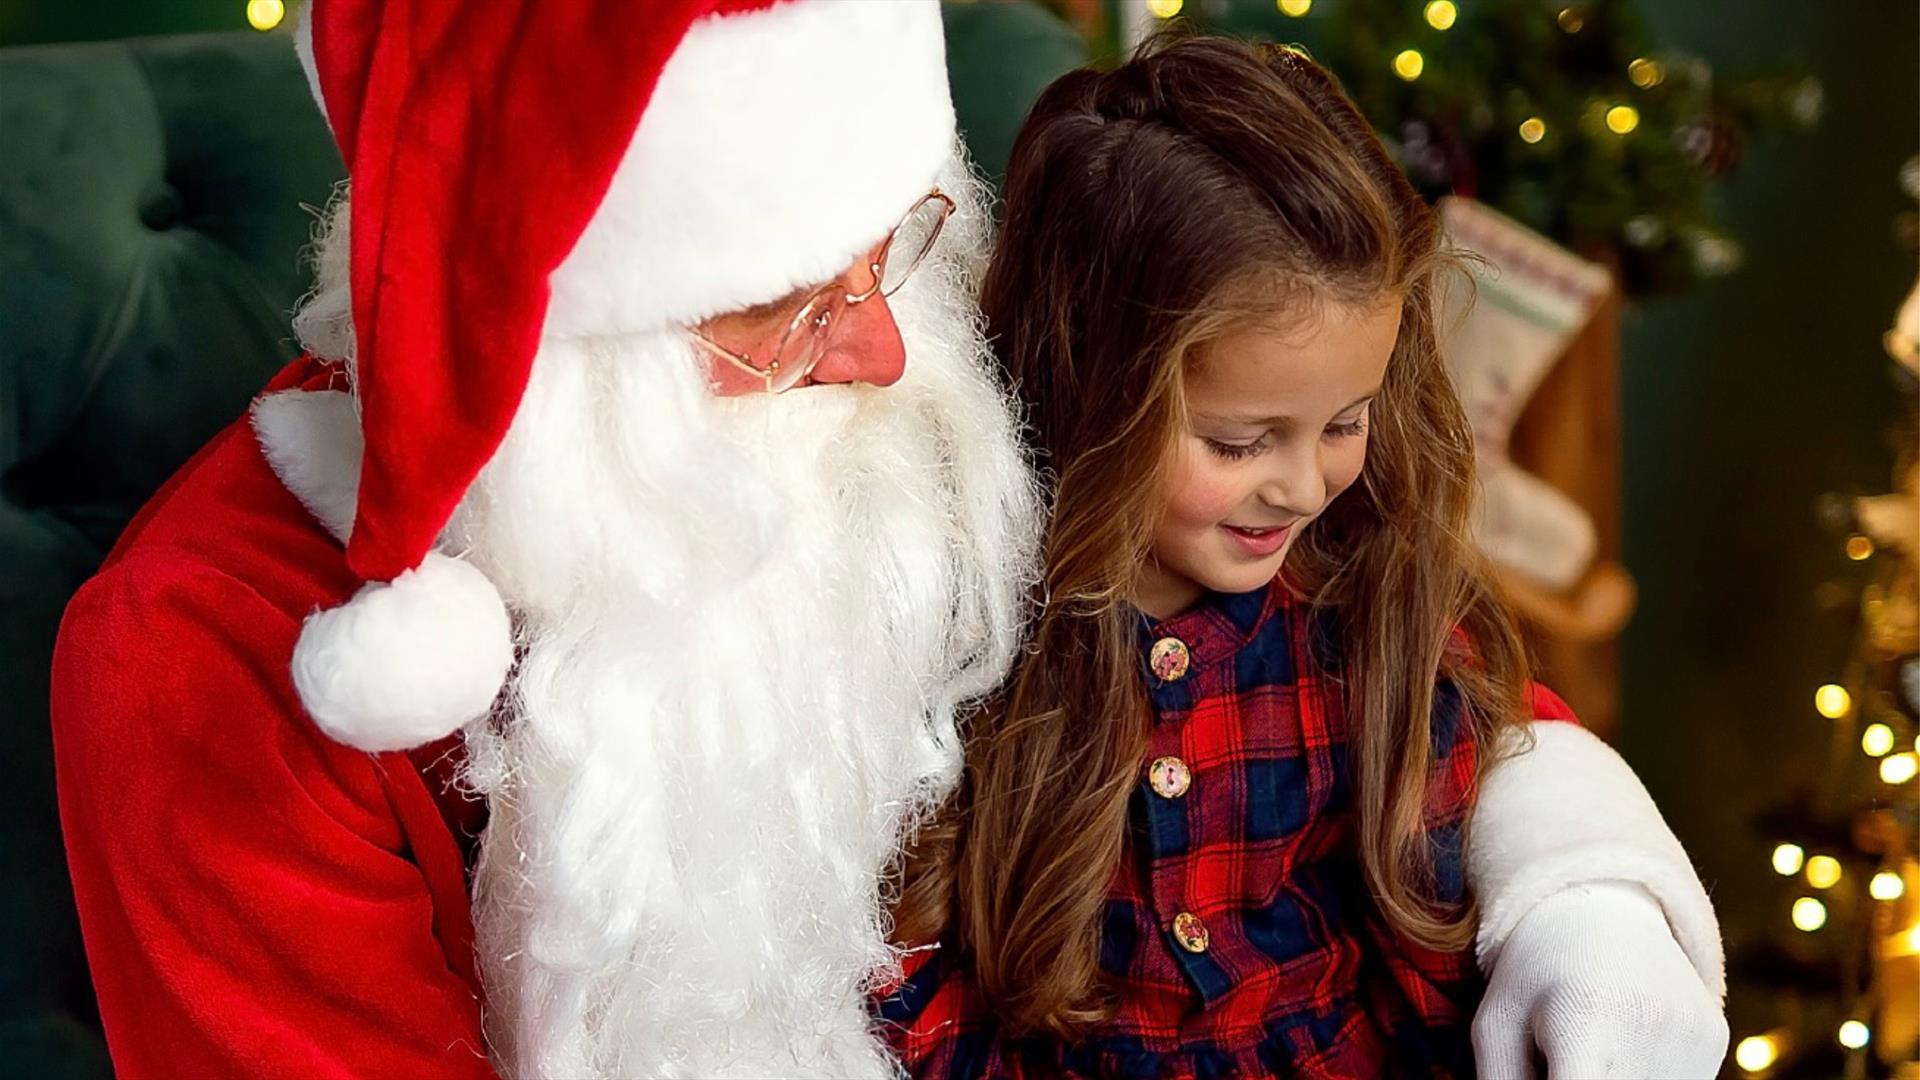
1203, 437, 1268, 461
1201, 415, 1366, 461
1325, 415, 1367, 440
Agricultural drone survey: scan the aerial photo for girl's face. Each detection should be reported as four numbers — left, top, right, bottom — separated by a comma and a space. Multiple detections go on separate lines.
1135, 296, 1402, 618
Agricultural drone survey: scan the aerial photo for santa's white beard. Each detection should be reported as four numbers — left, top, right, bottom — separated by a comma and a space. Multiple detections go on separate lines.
432, 166, 1038, 1079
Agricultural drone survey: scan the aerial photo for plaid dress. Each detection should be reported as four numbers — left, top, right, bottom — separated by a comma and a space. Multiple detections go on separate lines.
876, 576, 1577, 1079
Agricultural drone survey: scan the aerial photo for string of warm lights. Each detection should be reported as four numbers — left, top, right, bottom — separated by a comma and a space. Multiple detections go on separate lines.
1736, 1013, 1889, 1072
1736, 483, 1919, 1073
246, 0, 284, 32
1736, 1030, 1788, 1073
1137, 0, 1819, 297
1150, 2, 1663, 149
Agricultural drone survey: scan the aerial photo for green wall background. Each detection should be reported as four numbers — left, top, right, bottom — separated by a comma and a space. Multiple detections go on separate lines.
0, 0, 242, 46
1617, 0, 1915, 1038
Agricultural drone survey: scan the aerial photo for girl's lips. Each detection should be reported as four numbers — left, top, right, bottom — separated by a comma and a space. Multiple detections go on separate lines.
1221, 523, 1292, 558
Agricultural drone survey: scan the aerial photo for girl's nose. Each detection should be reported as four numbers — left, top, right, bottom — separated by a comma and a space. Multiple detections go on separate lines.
1260, 446, 1327, 518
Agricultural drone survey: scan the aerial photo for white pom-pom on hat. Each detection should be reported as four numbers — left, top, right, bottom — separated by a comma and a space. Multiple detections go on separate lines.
254, 389, 514, 753
292, 550, 514, 753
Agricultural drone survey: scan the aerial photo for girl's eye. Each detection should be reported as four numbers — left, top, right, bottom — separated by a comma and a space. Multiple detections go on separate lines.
1325, 416, 1368, 440
1204, 437, 1267, 461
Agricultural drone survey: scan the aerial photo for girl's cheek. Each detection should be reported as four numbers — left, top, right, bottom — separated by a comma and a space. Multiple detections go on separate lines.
1323, 437, 1368, 504
1164, 449, 1247, 527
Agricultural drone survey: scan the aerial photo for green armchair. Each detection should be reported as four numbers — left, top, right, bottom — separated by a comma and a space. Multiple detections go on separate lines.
0, 30, 342, 1076
0, 8, 1082, 1075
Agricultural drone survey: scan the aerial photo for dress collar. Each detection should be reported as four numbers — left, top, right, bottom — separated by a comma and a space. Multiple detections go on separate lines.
1134, 574, 1291, 685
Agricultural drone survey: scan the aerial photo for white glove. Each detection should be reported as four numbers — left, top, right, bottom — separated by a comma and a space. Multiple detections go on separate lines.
1473, 880, 1729, 1079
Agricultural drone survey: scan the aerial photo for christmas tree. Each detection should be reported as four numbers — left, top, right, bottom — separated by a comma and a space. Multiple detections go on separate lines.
1076, 0, 1821, 294
1722, 158, 1919, 1077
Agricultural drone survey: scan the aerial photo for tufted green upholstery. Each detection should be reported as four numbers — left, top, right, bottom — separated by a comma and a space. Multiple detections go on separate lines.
942, 1, 1088, 188
1, 9, 1081, 1076
0, 29, 345, 1077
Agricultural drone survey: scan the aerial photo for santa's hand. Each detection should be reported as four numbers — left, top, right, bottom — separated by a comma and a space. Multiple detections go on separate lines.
1472, 880, 1729, 1079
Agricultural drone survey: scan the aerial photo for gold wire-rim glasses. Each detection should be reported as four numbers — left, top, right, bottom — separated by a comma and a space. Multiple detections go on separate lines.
689, 190, 955, 394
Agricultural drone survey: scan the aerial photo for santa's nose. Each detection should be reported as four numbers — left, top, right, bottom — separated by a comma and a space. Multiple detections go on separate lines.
807, 291, 907, 388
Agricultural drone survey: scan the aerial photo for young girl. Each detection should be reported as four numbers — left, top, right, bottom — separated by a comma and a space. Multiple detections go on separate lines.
878, 35, 1721, 1079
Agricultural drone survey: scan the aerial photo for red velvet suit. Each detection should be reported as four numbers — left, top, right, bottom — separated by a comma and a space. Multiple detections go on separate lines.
51, 358, 496, 1078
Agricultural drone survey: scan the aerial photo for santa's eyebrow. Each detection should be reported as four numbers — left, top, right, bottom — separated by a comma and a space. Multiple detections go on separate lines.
733, 284, 815, 322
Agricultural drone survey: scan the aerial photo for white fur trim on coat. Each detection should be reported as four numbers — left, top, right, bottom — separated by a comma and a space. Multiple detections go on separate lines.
544, 0, 957, 338
1470, 721, 1727, 1002
292, 3, 325, 125
252, 388, 513, 753
251, 388, 360, 543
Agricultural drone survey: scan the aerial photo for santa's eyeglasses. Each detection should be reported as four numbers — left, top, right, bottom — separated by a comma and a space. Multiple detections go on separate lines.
690, 190, 954, 394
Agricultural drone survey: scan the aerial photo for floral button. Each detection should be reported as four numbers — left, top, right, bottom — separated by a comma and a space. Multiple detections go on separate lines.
1148, 756, 1191, 799
1172, 911, 1210, 954
1148, 636, 1191, 682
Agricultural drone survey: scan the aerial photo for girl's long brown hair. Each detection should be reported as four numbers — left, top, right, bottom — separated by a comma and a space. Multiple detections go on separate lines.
893, 33, 1533, 1040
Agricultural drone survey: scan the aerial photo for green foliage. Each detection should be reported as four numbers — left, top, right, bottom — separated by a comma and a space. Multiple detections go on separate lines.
1173, 0, 1820, 294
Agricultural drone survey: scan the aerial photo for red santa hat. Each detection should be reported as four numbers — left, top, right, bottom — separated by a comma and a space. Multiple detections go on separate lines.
286, 0, 957, 752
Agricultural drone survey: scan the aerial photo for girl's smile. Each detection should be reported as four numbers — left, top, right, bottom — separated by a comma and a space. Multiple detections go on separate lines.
1220, 522, 1293, 558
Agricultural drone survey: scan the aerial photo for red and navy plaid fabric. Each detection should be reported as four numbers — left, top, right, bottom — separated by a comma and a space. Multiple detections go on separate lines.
875, 576, 1577, 1079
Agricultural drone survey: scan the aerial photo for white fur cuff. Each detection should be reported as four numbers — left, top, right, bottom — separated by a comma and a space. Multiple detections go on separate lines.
1471, 722, 1727, 1002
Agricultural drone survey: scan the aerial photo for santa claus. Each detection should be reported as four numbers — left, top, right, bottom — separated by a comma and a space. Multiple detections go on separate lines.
51, 1, 1725, 1078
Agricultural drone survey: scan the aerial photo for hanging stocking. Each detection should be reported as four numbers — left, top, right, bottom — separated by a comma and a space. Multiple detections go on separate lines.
1439, 197, 1613, 593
